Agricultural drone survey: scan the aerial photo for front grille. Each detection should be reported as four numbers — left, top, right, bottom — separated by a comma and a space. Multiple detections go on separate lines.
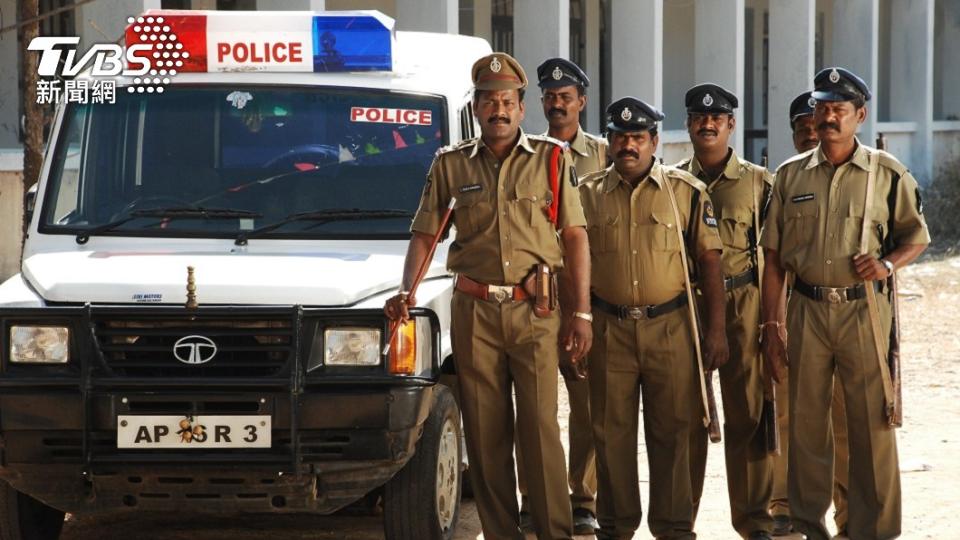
93, 317, 294, 377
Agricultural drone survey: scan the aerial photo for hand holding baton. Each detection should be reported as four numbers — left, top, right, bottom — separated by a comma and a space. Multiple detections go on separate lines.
383, 197, 457, 355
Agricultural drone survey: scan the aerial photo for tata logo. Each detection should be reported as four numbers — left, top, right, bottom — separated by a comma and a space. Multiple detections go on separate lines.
173, 335, 217, 365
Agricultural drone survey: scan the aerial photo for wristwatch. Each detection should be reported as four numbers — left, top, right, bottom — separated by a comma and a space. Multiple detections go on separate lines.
881, 259, 895, 277
572, 311, 593, 322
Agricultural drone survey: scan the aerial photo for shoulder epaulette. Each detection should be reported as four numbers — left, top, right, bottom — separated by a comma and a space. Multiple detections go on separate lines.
664, 165, 708, 192
435, 138, 476, 157
582, 131, 606, 144
740, 159, 775, 185
673, 157, 693, 170
775, 148, 816, 174
578, 168, 608, 187
875, 148, 909, 176
527, 134, 566, 147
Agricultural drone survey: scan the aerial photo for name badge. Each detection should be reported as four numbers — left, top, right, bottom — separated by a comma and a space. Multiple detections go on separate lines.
459, 184, 483, 194
791, 193, 815, 203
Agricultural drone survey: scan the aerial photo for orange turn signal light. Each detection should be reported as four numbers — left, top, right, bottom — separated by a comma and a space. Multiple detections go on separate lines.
388, 319, 417, 375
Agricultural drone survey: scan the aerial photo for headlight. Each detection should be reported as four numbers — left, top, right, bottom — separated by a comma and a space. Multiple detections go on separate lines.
9, 326, 70, 364
318, 327, 381, 368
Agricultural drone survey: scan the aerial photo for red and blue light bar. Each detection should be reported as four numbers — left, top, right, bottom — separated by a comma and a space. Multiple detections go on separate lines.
125, 10, 394, 74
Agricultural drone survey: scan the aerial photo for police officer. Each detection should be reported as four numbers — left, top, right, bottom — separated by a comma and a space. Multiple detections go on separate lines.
760, 67, 929, 540
768, 91, 850, 537
384, 52, 592, 540
579, 96, 728, 540
676, 83, 775, 540
511, 57, 605, 536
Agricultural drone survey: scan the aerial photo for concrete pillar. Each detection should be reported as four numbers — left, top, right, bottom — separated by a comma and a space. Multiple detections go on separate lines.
257, 0, 326, 9
831, 0, 879, 146
888, 0, 934, 184
935, 0, 960, 119
514, 0, 570, 134
0, 0, 19, 148
473, 0, 492, 43
584, 0, 601, 133
77, 0, 161, 53
0, 169, 24, 282
395, 0, 457, 34
768, 0, 816, 168
695, 0, 745, 153
609, 0, 662, 113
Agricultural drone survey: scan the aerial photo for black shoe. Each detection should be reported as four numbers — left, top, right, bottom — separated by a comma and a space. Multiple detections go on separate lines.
772, 515, 793, 536
519, 510, 534, 533
748, 532, 774, 540
573, 508, 600, 535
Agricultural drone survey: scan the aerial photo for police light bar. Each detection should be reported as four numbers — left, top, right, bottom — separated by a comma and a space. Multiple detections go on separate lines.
124, 10, 394, 74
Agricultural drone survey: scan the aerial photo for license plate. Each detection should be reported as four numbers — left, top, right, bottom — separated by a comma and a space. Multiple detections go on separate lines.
117, 415, 271, 449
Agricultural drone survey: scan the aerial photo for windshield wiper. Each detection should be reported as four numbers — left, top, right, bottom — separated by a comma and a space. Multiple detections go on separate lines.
75, 207, 262, 244
234, 208, 414, 246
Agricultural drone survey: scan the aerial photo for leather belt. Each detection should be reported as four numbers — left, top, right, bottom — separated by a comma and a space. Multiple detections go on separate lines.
454, 274, 529, 303
591, 292, 687, 320
794, 277, 882, 304
724, 267, 758, 291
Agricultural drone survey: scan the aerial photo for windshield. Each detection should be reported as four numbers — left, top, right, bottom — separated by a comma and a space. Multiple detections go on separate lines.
40, 86, 447, 239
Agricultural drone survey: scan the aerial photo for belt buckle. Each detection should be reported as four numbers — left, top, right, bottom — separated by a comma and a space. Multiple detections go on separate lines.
824, 287, 846, 304
625, 306, 648, 320
488, 285, 511, 304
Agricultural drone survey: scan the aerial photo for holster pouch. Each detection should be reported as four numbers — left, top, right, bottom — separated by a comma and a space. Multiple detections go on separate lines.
522, 264, 557, 318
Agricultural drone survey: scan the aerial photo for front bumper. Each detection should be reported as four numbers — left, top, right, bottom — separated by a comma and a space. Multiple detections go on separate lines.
0, 305, 441, 514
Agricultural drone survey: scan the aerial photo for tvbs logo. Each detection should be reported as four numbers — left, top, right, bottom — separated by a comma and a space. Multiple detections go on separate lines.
28, 37, 150, 77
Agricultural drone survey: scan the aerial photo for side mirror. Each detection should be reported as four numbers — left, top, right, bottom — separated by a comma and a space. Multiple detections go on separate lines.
24, 184, 37, 226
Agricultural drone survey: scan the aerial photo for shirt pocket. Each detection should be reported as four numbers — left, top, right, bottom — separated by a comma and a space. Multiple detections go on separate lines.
844, 203, 887, 254
514, 182, 553, 230
453, 189, 494, 237
649, 211, 681, 252
719, 205, 753, 251
587, 214, 620, 254
782, 200, 819, 249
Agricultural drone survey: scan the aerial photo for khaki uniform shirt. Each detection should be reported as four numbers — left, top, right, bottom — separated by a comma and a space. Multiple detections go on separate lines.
545, 126, 608, 178
412, 130, 587, 285
676, 150, 774, 278
578, 161, 723, 306
760, 141, 930, 287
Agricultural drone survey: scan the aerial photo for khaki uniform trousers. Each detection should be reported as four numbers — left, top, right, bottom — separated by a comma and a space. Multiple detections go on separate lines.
771, 367, 849, 531
451, 290, 574, 540
517, 375, 597, 514
589, 308, 701, 540
786, 293, 900, 540
690, 283, 774, 537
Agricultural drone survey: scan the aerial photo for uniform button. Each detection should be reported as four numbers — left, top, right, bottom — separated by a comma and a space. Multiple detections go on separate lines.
666, 223, 673, 229
632, 250, 637, 255
502, 211, 507, 216
504, 261, 510, 267
826, 259, 832, 265
632, 222, 638, 228
633, 280, 639, 286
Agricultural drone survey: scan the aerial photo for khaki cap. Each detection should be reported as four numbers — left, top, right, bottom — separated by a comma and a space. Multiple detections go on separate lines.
471, 53, 528, 91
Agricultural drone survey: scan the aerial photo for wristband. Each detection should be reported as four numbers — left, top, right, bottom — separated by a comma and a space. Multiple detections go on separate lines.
572, 311, 593, 322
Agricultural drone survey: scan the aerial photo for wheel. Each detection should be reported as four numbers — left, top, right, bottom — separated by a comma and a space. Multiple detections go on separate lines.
383, 385, 462, 540
0, 481, 65, 540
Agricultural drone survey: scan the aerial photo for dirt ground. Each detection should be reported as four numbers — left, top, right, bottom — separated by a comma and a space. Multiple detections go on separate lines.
60, 255, 960, 539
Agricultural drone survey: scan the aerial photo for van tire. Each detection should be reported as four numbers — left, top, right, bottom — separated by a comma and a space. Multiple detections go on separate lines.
0, 481, 65, 540
383, 385, 461, 540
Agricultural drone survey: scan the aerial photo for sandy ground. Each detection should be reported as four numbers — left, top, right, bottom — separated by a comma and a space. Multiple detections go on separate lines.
60, 255, 960, 539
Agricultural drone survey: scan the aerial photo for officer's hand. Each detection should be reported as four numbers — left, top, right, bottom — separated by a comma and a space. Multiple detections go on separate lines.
558, 349, 586, 381
383, 293, 414, 322
761, 325, 788, 384
703, 327, 729, 371
561, 317, 593, 364
853, 254, 888, 281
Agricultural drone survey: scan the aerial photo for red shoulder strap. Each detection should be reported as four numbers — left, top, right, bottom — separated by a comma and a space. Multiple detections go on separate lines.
548, 145, 563, 227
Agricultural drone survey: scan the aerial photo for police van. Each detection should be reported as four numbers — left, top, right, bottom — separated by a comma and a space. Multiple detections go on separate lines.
0, 10, 487, 540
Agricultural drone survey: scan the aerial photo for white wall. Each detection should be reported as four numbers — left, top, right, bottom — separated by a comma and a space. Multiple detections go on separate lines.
935, 0, 960, 120
662, 0, 695, 131
0, 0, 21, 148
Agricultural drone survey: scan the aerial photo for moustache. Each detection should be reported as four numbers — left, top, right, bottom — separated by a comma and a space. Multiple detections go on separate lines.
487, 116, 510, 125
616, 149, 639, 159
817, 121, 840, 132
548, 108, 566, 117
697, 129, 718, 137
